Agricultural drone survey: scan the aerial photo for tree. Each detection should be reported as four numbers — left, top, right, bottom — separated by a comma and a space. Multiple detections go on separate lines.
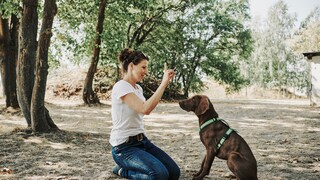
57, 0, 189, 96
0, 3, 19, 108
55, 0, 254, 98
248, 0, 299, 91
82, 0, 107, 105
17, 0, 58, 132
290, 6, 320, 52
125, 1, 186, 49
16, 0, 37, 126
142, 0, 253, 96
287, 6, 320, 94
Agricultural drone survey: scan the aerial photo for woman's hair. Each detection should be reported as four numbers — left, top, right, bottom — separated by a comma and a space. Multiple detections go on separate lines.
118, 48, 149, 73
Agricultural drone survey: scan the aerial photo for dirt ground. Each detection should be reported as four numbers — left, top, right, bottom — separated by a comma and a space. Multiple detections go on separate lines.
0, 95, 319, 179
0, 68, 319, 179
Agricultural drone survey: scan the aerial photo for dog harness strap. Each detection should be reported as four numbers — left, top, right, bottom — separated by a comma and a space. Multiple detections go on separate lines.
199, 118, 223, 132
199, 118, 235, 152
216, 128, 234, 150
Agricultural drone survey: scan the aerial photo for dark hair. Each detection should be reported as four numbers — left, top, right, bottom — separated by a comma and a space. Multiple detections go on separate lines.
118, 48, 149, 72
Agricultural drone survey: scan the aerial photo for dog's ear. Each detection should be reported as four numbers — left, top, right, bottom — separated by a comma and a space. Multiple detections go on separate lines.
195, 97, 209, 115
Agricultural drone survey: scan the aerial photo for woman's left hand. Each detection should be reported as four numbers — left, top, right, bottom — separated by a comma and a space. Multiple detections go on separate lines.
162, 63, 176, 86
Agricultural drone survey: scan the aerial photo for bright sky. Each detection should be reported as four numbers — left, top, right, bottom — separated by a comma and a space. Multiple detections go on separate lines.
249, 0, 320, 23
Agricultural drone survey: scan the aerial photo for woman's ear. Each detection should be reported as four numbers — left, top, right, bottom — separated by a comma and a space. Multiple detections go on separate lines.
195, 97, 209, 115
128, 62, 134, 70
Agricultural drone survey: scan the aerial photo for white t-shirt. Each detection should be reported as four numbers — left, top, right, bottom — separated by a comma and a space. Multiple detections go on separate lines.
109, 80, 146, 146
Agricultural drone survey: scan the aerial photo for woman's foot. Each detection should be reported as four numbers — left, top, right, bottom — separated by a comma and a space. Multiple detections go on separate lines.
112, 164, 123, 176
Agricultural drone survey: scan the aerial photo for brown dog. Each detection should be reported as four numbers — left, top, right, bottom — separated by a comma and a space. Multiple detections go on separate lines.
179, 95, 257, 180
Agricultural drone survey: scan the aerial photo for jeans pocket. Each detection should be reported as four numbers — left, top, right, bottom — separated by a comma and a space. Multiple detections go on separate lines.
113, 142, 130, 154
113, 145, 125, 154
112, 146, 119, 152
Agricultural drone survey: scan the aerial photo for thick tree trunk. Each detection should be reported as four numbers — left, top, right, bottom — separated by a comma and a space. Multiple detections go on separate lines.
8, 15, 19, 108
17, 0, 58, 132
17, 0, 38, 127
83, 0, 107, 105
0, 17, 9, 101
0, 16, 19, 108
31, 0, 58, 132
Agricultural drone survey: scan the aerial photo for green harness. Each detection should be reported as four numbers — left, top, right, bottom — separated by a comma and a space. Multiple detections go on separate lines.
199, 118, 235, 151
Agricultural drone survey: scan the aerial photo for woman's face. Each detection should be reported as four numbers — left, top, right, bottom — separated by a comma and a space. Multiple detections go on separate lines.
132, 59, 148, 82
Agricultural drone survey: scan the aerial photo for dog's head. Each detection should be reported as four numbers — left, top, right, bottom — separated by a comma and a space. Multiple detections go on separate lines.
179, 95, 212, 116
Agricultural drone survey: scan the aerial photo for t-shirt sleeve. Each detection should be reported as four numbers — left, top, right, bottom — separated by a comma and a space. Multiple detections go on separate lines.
113, 81, 135, 100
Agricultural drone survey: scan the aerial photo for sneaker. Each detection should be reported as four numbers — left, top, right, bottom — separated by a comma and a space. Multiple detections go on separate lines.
112, 165, 122, 176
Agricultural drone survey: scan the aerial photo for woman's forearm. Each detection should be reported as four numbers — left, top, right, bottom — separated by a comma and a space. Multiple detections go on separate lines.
122, 69, 175, 115
142, 82, 167, 115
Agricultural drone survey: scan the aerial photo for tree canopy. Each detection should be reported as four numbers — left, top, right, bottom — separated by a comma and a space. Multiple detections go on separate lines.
1, 0, 318, 101
53, 0, 253, 98
247, 0, 317, 94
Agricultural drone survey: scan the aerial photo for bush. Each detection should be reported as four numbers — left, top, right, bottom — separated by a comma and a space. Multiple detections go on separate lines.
138, 75, 186, 101
94, 67, 186, 101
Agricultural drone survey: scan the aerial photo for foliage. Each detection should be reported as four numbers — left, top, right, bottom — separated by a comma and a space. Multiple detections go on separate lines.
0, 0, 20, 18
52, 0, 253, 98
52, 0, 100, 66
139, 75, 185, 100
182, 0, 251, 94
290, 6, 320, 52
248, 0, 311, 94
1, 0, 317, 100
93, 66, 117, 99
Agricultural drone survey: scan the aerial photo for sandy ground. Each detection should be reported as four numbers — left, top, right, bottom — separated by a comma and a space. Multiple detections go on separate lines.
0, 96, 319, 180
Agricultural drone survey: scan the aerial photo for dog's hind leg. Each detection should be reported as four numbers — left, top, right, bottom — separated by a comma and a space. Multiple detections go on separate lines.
227, 152, 257, 180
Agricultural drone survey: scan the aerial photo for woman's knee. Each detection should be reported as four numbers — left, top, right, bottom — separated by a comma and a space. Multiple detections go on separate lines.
150, 168, 169, 180
169, 166, 180, 180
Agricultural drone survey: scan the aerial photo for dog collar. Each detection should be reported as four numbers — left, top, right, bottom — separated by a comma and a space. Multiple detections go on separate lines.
199, 118, 224, 132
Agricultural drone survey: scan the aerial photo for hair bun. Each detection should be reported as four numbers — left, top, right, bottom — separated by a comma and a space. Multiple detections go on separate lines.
119, 48, 134, 63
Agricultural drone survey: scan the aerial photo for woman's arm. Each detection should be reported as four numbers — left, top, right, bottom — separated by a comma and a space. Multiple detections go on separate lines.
122, 69, 175, 115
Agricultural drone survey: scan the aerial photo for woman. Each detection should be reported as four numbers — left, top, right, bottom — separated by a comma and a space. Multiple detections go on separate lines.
110, 48, 180, 180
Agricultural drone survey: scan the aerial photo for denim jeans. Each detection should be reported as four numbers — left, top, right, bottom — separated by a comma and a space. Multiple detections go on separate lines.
112, 137, 180, 180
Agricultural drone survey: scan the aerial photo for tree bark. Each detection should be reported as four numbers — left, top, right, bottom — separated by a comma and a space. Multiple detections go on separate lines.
83, 0, 107, 105
31, 0, 58, 132
0, 17, 9, 103
0, 15, 19, 108
17, 0, 58, 132
8, 15, 19, 108
17, 0, 38, 127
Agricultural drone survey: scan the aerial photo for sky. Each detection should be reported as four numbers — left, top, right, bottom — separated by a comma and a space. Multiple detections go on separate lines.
249, 0, 320, 24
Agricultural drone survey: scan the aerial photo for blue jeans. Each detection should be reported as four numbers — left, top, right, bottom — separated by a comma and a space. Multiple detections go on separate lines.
112, 137, 180, 180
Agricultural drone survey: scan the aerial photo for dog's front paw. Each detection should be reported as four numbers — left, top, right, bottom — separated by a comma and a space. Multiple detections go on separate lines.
193, 171, 201, 177
192, 175, 204, 180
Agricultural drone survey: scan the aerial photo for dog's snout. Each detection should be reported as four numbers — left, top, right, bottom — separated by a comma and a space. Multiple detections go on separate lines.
178, 99, 192, 112
178, 101, 184, 108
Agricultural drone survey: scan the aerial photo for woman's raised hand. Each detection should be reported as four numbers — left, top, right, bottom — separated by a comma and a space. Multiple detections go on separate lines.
162, 63, 176, 86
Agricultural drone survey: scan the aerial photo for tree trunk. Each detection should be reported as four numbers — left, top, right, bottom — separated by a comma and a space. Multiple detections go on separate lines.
31, 0, 58, 132
17, 0, 58, 132
0, 17, 9, 102
17, 0, 38, 127
83, 0, 107, 105
0, 15, 19, 108
8, 15, 19, 108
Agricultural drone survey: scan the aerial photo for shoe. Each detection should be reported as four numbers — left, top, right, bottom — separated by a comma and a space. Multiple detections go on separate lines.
112, 164, 122, 176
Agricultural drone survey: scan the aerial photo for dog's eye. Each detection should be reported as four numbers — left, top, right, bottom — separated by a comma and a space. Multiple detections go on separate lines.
192, 96, 198, 101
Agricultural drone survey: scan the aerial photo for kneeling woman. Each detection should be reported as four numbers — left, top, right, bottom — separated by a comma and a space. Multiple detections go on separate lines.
109, 48, 180, 180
